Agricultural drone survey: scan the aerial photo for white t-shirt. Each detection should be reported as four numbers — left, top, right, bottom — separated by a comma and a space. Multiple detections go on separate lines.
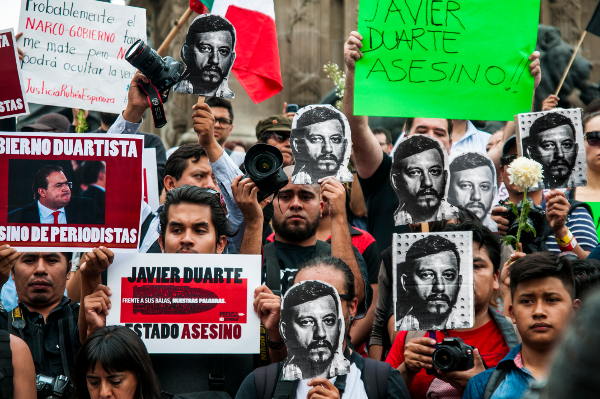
294, 362, 368, 398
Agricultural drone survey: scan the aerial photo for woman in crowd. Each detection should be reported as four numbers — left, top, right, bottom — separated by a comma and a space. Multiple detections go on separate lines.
574, 111, 600, 239
74, 326, 162, 399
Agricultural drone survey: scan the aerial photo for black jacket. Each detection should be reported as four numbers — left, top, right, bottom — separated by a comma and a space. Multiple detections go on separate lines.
8, 196, 102, 224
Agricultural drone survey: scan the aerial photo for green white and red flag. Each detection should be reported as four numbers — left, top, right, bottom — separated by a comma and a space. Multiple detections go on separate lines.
189, 0, 283, 103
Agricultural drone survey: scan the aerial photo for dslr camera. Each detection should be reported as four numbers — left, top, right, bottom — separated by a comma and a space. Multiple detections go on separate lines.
432, 337, 474, 372
36, 374, 71, 399
243, 144, 288, 202
125, 40, 186, 128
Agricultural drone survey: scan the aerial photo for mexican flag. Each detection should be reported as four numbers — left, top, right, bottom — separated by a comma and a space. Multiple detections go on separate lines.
190, 0, 283, 103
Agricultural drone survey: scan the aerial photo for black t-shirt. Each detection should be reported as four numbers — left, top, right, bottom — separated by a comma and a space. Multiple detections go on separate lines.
358, 155, 408, 250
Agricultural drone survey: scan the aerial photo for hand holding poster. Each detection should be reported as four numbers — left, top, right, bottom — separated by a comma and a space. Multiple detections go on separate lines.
0, 29, 29, 120
354, 0, 540, 121
106, 253, 261, 354
18, 0, 146, 113
0, 133, 143, 251
393, 232, 473, 331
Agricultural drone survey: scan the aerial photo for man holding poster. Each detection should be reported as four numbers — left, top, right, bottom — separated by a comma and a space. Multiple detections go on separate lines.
94, 184, 264, 395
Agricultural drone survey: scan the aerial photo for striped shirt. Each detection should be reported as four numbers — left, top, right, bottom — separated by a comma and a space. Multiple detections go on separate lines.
545, 206, 599, 253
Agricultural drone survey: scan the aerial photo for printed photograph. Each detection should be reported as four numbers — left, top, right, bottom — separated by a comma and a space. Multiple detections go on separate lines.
393, 232, 474, 331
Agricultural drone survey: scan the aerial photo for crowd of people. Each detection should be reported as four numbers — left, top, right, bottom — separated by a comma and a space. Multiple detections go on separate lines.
1, 26, 600, 399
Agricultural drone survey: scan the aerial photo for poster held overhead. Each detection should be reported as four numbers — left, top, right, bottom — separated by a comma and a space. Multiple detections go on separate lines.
18, 0, 147, 113
354, 0, 540, 121
0, 29, 29, 120
393, 232, 474, 331
516, 108, 587, 189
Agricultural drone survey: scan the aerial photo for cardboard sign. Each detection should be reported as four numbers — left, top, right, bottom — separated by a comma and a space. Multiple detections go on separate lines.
18, 0, 146, 113
142, 148, 159, 211
393, 231, 474, 331
516, 108, 587, 189
107, 253, 261, 354
0, 132, 143, 251
0, 29, 29, 120
354, 0, 540, 121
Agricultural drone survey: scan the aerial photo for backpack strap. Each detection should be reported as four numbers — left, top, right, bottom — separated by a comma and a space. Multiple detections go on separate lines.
254, 362, 281, 399
361, 358, 390, 399
263, 243, 281, 296
482, 366, 509, 399
0, 330, 13, 399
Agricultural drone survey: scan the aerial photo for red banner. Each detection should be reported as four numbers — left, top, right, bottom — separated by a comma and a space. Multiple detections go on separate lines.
0, 29, 29, 120
0, 133, 143, 251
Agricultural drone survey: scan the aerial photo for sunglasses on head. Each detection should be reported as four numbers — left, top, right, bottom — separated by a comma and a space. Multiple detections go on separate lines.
585, 131, 600, 147
262, 131, 290, 143
501, 154, 517, 166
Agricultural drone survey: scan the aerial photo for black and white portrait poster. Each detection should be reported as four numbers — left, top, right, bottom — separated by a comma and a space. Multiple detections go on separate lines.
391, 135, 459, 225
174, 14, 236, 98
517, 108, 586, 189
393, 232, 474, 331
280, 280, 350, 381
290, 105, 353, 184
448, 152, 498, 231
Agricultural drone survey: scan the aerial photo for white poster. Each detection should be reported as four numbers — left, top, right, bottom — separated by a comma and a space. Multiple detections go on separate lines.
18, 0, 146, 113
106, 253, 262, 354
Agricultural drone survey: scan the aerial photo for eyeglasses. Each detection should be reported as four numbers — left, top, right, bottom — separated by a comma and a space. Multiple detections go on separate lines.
215, 117, 232, 126
500, 154, 517, 166
53, 182, 73, 189
585, 131, 600, 147
262, 131, 290, 143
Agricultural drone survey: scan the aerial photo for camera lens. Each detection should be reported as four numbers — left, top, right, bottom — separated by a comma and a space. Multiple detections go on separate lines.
432, 347, 459, 371
251, 153, 277, 177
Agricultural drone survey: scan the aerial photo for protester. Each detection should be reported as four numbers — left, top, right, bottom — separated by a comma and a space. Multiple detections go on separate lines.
450, 119, 491, 155
463, 252, 580, 399
573, 111, 600, 239
373, 127, 393, 154
21, 113, 70, 133
74, 326, 162, 399
491, 136, 598, 257
238, 256, 410, 398
385, 222, 518, 399
0, 247, 112, 394
0, 332, 36, 399
255, 115, 293, 167
343, 30, 542, 249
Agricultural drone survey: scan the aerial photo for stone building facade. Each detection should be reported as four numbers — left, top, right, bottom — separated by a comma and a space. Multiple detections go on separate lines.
129, 0, 599, 147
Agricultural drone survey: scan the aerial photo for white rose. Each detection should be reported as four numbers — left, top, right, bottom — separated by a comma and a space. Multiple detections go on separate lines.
508, 156, 544, 191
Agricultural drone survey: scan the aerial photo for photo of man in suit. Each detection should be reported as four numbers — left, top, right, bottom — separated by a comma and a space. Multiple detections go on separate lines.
8, 164, 102, 224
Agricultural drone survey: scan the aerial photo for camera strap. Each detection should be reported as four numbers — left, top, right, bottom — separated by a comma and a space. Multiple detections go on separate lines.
137, 81, 167, 128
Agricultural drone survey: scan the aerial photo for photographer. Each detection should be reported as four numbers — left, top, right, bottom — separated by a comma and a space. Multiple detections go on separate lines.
491, 136, 598, 258
385, 222, 519, 399
0, 247, 113, 398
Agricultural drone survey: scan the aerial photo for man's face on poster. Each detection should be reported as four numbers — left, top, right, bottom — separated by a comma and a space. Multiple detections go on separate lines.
285, 295, 341, 366
39, 171, 71, 209
190, 30, 234, 87
408, 250, 460, 317
448, 165, 494, 220
394, 148, 445, 215
299, 119, 346, 173
529, 124, 577, 183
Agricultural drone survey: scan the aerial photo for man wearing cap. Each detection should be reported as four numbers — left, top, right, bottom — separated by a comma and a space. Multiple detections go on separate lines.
256, 115, 294, 167
21, 113, 71, 133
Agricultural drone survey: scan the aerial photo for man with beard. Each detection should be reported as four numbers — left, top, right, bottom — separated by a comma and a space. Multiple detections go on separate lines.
395, 234, 462, 330
175, 15, 235, 97
391, 135, 459, 225
525, 112, 579, 188
262, 177, 367, 305
448, 152, 497, 231
237, 257, 409, 398
291, 105, 353, 184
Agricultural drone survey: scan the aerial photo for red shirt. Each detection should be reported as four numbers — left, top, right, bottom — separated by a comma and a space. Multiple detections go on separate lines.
385, 319, 510, 399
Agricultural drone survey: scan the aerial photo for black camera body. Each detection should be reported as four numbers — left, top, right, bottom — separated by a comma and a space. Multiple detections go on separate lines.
243, 144, 288, 202
432, 337, 474, 372
36, 374, 71, 399
498, 199, 546, 249
125, 40, 186, 128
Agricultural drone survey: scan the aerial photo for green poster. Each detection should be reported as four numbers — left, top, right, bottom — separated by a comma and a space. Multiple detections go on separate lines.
354, 0, 540, 121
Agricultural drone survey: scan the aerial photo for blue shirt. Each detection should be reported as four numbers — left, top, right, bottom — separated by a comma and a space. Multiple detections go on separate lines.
463, 344, 534, 399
